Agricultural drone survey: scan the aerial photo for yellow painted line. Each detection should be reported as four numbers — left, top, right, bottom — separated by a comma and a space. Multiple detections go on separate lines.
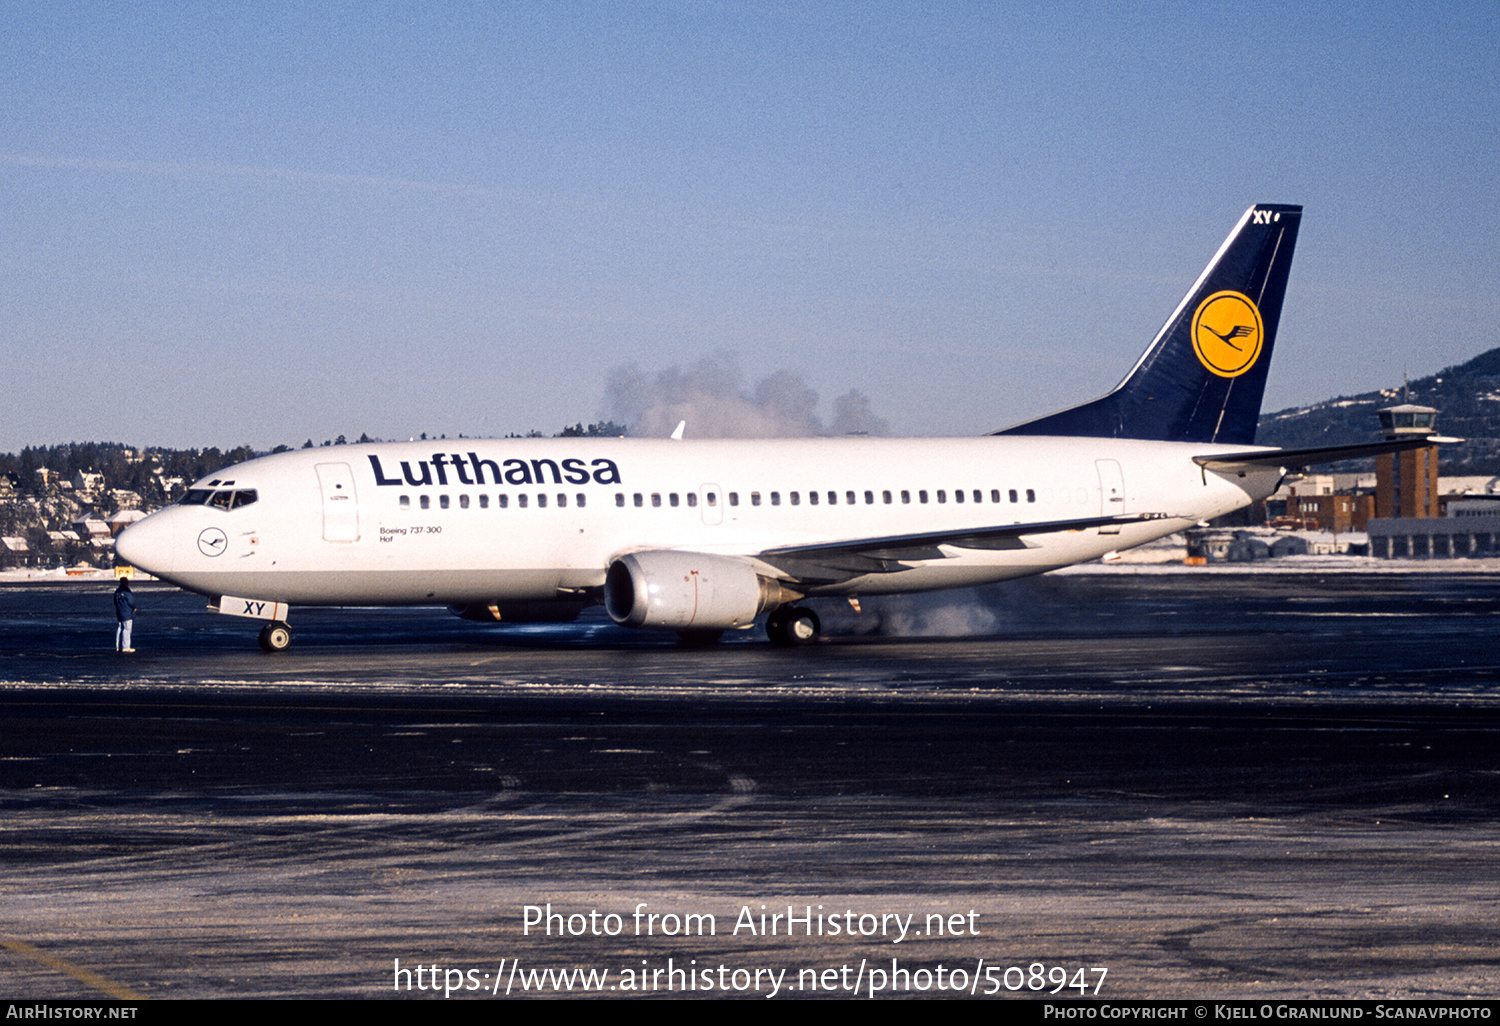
0, 938, 148, 1000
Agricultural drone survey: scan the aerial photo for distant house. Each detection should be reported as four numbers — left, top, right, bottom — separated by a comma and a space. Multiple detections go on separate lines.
72, 519, 112, 540
71, 471, 105, 494
1, 536, 31, 566
108, 510, 147, 534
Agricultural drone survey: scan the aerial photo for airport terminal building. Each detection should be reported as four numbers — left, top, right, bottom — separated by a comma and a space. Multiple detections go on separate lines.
1368, 510, 1500, 559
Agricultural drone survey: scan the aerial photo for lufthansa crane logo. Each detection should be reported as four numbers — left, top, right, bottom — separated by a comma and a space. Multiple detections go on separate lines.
1191, 291, 1263, 378
197, 527, 228, 557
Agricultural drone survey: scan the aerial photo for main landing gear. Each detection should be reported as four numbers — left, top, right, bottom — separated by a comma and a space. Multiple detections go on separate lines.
766, 605, 821, 647
258, 621, 292, 653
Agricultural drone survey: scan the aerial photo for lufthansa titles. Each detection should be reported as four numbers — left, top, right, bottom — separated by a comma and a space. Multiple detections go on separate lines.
368, 453, 622, 488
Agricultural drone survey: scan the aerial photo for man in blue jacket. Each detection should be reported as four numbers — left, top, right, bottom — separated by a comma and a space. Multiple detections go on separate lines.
114, 578, 137, 653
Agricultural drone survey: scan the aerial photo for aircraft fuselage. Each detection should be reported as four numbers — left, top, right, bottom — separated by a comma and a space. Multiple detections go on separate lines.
117, 435, 1279, 608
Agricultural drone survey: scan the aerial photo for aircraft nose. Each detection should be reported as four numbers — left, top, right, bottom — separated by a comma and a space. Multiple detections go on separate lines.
114, 512, 176, 577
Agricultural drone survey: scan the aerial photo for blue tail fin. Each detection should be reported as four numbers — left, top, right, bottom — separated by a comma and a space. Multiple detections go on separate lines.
996, 204, 1301, 445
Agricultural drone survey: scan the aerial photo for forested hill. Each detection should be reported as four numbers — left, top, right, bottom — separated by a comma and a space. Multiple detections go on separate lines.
1256, 347, 1500, 474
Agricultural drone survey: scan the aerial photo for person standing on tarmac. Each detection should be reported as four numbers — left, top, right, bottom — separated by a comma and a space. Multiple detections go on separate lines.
114, 578, 137, 653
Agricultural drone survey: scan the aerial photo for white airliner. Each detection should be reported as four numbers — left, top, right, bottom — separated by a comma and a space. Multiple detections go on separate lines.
116, 204, 1432, 650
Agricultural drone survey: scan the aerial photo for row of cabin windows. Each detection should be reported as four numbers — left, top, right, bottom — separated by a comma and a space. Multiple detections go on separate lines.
615, 488, 1040, 507
396, 487, 1044, 511
399, 493, 588, 510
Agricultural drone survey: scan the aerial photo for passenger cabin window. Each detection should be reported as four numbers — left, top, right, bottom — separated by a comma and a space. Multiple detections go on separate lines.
420, 495, 430, 510
687, 493, 697, 507
616, 492, 625, 507
479, 495, 488, 509
751, 492, 761, 506
400, 495, 410, 509
1026, 489, 1036, 503
538, 494, 548, 508
846, 491, 856, 505
576, 494, 586, 508
882, 490, 892, 504
440, 495, 450, 509
901, 490, 910, 504
770, 492, 781, 506
459, 494, 469, 509
518, 494, 528, 508
499, 494, 509, 509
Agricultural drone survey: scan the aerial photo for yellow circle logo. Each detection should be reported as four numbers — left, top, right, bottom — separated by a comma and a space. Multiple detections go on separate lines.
1191, 291, 1263, 378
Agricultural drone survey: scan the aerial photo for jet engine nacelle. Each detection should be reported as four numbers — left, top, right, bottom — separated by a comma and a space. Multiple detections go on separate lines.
604, 550, 790, 630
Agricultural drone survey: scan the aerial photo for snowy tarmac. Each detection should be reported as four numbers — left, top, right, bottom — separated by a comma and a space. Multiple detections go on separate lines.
2, 569, 1499, 999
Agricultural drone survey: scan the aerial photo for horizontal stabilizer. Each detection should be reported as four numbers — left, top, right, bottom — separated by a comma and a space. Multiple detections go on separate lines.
1194, 436, 1458, 471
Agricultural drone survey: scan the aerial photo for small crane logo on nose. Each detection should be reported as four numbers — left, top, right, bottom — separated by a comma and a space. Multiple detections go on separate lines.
198, 528, 228, 557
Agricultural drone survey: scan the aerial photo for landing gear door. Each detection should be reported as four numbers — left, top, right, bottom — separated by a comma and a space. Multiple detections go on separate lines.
315, 462, 360, 542
1096, 459, 1125, 535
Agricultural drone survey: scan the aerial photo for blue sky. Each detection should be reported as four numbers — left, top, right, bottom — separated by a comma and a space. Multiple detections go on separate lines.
3, 1, 1497, 451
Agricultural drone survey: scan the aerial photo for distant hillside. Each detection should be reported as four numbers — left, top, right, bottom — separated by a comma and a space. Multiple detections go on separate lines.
1256, 347, 1500, 474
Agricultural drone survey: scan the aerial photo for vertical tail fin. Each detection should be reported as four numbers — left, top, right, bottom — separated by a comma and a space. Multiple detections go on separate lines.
996, 204, 1301, 445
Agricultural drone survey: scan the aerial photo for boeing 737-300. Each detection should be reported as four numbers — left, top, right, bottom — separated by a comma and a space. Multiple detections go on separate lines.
115, 204, 1436, 650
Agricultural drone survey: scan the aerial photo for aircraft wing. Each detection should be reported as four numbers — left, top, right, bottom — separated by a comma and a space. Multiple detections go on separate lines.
1193, 436, 1459, 472
758, 513, 1174, 584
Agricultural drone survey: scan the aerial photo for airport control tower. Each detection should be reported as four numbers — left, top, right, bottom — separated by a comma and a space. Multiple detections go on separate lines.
1374, 403, 1439, 519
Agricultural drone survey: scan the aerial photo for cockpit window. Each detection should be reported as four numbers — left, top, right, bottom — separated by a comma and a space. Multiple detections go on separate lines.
181, 488, 258, 511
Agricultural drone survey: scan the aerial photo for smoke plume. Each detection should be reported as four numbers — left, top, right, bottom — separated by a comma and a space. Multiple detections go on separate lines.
604, 353, 889, 439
